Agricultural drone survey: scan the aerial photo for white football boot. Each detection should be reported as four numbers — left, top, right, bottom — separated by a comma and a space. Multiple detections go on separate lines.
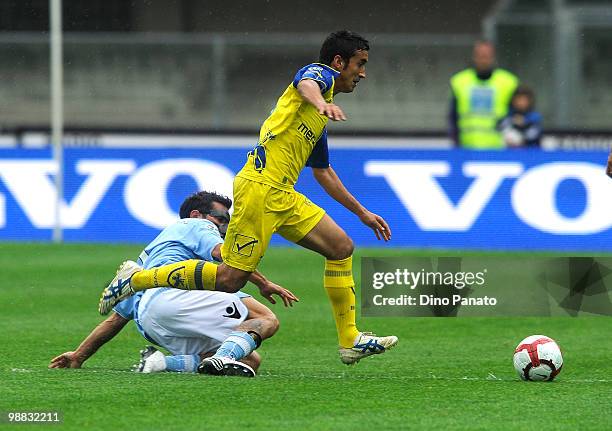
338, 332, 399, 365
133, 346, 166, 373
98, 260, 142, 315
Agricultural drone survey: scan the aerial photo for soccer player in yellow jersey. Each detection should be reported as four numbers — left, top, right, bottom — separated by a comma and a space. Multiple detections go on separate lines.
100, 30, 398, 365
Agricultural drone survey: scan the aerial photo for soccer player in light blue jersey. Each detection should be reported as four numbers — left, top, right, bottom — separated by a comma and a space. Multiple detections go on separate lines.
50, 191, 297, 377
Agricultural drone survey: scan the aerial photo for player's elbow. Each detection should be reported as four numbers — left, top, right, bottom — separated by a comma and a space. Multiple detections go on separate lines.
211, 244, 223, 262
312, 167, 330, 181
106, 312, 129, 330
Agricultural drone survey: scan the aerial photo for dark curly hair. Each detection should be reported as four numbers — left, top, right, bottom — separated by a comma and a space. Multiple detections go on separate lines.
319, 30, 369, 66
179, 191, 232, 219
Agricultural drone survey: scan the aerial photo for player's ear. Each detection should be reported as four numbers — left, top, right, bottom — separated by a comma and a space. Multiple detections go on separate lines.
189, 209, 204, 219
332, 54, 344, 70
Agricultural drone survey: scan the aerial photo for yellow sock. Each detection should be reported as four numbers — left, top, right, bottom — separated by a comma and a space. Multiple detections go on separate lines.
131, 259, 217, 291
324, 256, 360, 348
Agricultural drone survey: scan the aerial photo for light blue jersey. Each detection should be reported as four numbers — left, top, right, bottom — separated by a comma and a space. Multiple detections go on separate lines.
113, 218, 248, 342
139, 217, 224, 269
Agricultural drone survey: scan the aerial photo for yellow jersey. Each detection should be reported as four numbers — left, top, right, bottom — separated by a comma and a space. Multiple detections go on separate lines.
237, 63, 340, 190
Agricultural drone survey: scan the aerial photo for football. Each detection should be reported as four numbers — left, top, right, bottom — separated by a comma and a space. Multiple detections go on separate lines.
513, 335, 563, 381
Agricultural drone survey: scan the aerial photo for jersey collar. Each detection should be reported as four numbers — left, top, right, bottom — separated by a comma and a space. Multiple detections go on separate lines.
315, 63, 341, 78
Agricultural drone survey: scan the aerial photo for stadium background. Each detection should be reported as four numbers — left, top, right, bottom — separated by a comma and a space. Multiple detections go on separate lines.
1, 0, 612, 250
2, 0, 612, 131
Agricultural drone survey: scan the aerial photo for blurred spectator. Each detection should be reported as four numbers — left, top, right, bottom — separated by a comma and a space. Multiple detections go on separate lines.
498, 85, 542, 148
606, 149, 612, 178
449, 40, 518, 149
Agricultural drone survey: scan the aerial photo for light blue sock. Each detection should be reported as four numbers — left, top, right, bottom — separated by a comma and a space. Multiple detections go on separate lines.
164, 354, 199, 373
213, 331, 257, 361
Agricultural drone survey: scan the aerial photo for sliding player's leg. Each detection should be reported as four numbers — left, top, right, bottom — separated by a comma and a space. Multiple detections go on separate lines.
134, 346, 262, 374
133, 345, 200, 373
198, 296, 279, 376
135, 289, 264, 376
292, 213, 398, 364
200, 350, 262, 373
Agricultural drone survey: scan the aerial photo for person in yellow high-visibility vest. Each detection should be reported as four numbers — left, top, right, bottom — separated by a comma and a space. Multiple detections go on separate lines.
449, 40, 519, 149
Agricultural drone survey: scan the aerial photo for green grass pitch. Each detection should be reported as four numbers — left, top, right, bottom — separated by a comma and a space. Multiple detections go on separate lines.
1, 243, 611, 430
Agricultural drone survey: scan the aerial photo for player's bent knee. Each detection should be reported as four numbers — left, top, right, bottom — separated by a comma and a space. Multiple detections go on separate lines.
259, 308, 280, 336
215, 265, 250, 293
265, 315, 280, 337
329, 237, 354, 260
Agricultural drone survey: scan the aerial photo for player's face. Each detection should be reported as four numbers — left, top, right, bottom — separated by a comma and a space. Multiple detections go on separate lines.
205, 202, 230, 237
335, 50, 368, 93
191, 201, 230, 237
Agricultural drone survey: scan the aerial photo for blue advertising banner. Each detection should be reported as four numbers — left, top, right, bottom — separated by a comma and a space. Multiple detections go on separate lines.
0, 147, 611, 251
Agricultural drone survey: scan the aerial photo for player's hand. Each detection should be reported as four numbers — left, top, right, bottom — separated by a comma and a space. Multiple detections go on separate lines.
319, 103, 347, 121
359, 211, 392, 241
606, 152, 612, 179
49, 351, 83, 369
258, 281, 299, 307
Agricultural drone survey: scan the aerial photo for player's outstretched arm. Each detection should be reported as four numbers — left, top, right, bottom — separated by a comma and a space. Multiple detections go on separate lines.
49, 313, 129, 368
606, 150, 612, 179
312, 166, 391, 241
248, 271, 299, 307
297, 79, 346, 121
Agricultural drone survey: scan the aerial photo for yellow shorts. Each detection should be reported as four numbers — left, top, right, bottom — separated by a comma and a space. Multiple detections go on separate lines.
221, 176, 325, 272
